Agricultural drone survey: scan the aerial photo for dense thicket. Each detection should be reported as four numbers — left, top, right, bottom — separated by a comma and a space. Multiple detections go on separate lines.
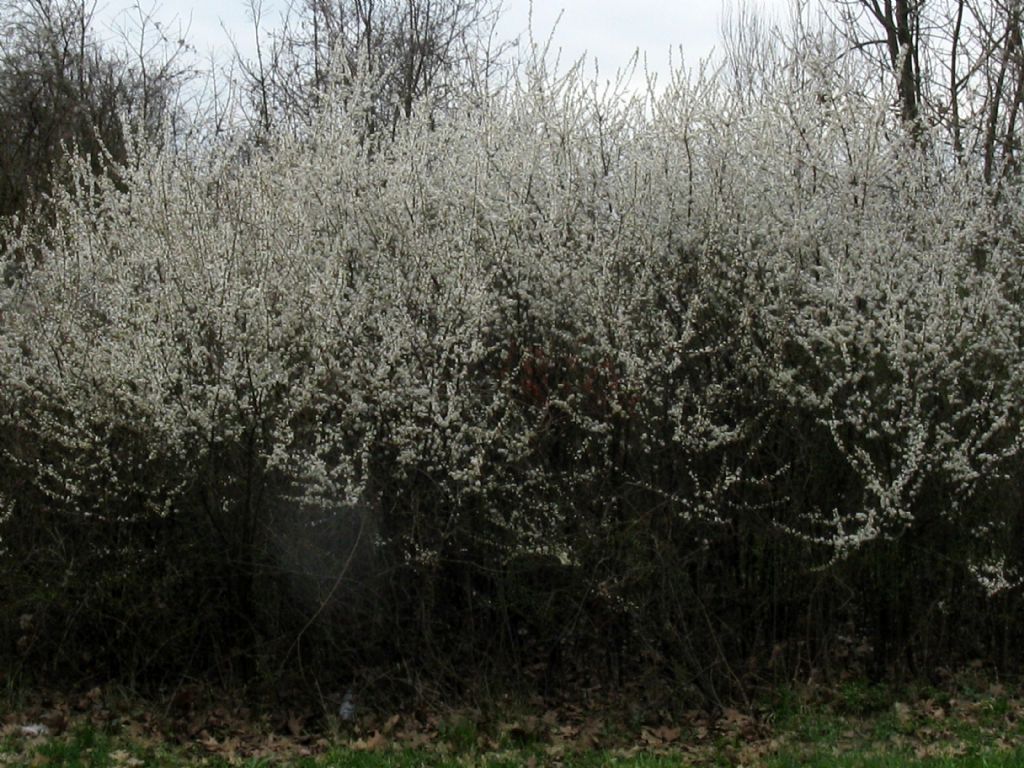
2, 2, 1024, 706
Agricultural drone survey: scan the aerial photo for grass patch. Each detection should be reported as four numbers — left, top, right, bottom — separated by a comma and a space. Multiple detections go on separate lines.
766, 748, 1024, 767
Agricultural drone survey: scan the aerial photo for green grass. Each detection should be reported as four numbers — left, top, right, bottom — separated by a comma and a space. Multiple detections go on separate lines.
766, 750, 1024, 767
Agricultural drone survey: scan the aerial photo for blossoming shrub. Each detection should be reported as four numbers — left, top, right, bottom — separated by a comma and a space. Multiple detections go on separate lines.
1, 36, 1023, 693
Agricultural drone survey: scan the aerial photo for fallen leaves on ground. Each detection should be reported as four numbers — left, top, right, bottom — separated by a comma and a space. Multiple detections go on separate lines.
1, 678, 1024, 767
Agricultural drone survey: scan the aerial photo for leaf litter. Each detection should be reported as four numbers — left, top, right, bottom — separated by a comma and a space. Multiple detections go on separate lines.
2, 678, 1024, 766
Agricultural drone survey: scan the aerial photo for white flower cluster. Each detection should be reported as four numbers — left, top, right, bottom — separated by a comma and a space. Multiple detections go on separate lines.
1, 37, 1021, 584
969, 557, 1021, 597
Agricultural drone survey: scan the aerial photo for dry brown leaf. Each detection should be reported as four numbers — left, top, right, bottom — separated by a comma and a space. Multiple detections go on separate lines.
722, 707, 749, 724
544, 742, 567, 758
109, 749, 144, 767
382, 714, 401, 734
286, 713, 304, 738
554, 723, 578, 743
397, 729, 432, 749
350, 730, 387, 751
220, 737, 241, 758
577, 717, 603, 747
652, 725, 682, 743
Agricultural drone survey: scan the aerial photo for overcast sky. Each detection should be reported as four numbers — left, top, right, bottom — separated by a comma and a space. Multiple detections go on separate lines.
104, 0, 793, 84
494, 1, 790, 81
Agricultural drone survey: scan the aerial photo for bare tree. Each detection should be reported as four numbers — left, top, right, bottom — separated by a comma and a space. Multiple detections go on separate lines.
831, 0, 1024, 178
236, 0, 508, 137
0, 0, 191, 221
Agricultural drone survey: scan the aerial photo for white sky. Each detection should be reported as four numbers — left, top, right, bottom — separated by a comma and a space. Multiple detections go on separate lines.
495, 1, 791, 82
101, 0, 793, 84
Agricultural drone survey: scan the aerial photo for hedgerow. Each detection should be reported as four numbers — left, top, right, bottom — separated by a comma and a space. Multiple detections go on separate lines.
1, 20, 1023, 700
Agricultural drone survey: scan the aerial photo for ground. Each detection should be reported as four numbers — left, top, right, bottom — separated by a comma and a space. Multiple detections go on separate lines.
3, 673, 1024, 766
